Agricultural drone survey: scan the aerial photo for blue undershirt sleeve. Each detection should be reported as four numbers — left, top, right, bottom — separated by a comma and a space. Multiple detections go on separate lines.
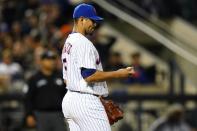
81, 68, 96, 79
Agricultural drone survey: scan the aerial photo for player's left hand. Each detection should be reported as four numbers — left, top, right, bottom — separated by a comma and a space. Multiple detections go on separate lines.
116, 67, 135, 78
126, 67, 135, 76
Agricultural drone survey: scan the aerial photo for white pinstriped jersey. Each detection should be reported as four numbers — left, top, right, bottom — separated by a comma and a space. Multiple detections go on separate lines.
61, 33, 108, 96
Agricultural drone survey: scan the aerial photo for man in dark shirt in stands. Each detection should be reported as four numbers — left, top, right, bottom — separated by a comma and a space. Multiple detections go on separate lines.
25, 50, 67, 131
124, 52, 152, 84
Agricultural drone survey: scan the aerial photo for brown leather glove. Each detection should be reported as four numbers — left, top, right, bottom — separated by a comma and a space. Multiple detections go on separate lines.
100, 97, 123, 125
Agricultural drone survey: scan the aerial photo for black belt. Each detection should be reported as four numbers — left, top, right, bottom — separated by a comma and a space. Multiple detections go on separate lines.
69, 90, 100, 97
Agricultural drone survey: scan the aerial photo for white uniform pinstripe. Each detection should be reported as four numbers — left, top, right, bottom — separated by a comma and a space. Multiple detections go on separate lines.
61, 33, 110, 131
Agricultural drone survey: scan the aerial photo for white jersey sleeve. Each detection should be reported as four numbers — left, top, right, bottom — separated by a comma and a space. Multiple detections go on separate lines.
77, 41, 97, 70
62, 64, 67, 80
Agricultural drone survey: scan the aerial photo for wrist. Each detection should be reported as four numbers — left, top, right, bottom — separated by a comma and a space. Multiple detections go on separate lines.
111, 71, 120, 78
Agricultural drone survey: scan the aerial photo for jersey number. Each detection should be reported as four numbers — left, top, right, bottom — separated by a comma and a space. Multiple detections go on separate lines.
63, 43, 72, 70
64, 43, 72, 54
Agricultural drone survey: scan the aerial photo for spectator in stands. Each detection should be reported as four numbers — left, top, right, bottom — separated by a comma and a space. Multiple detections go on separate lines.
25, 50, 67, 131
124, 52, 150, 84
105, 51, 125, 71
0, 49, 23, 92
12, 41, 29, 71
11, 21, 23, 40
149, 104, 191, 131
0, 22, 10, 50
1, 35, 14, 50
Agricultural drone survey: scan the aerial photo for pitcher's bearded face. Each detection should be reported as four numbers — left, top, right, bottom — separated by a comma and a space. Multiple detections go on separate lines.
84, 18, 97, 35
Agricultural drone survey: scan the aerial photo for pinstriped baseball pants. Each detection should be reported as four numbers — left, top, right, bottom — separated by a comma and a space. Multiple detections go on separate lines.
62, 90, 111, 131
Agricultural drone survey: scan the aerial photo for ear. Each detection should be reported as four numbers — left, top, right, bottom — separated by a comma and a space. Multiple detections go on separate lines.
78, 17, 85, 25
82, 17, 87, 25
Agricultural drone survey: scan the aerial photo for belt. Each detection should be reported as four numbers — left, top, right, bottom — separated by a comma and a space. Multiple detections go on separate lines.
69, 90, 100, 97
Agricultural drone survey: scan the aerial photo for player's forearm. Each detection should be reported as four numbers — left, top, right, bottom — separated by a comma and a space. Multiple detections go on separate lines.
84, 70, 121, 83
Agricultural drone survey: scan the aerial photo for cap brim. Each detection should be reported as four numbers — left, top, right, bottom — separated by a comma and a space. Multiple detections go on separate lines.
89, 16, 103, 23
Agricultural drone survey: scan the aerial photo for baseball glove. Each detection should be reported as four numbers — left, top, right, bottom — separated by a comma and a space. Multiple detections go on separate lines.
100, 97, 123, 125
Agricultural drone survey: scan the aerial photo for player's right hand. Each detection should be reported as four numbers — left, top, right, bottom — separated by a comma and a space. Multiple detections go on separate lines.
26, 115, 36, 128
116, 67, 135, 78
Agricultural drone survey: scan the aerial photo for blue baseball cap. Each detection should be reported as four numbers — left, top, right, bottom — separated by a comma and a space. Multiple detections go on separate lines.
73, 3, 103, 22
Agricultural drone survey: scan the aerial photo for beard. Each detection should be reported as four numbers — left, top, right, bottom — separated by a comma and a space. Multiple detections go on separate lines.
85, 27, 95, 36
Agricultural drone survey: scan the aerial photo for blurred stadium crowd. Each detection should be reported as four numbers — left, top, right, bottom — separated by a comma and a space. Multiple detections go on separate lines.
0, 0, 157, 93
0, 0, 197, 131
0, 0, 74, 93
